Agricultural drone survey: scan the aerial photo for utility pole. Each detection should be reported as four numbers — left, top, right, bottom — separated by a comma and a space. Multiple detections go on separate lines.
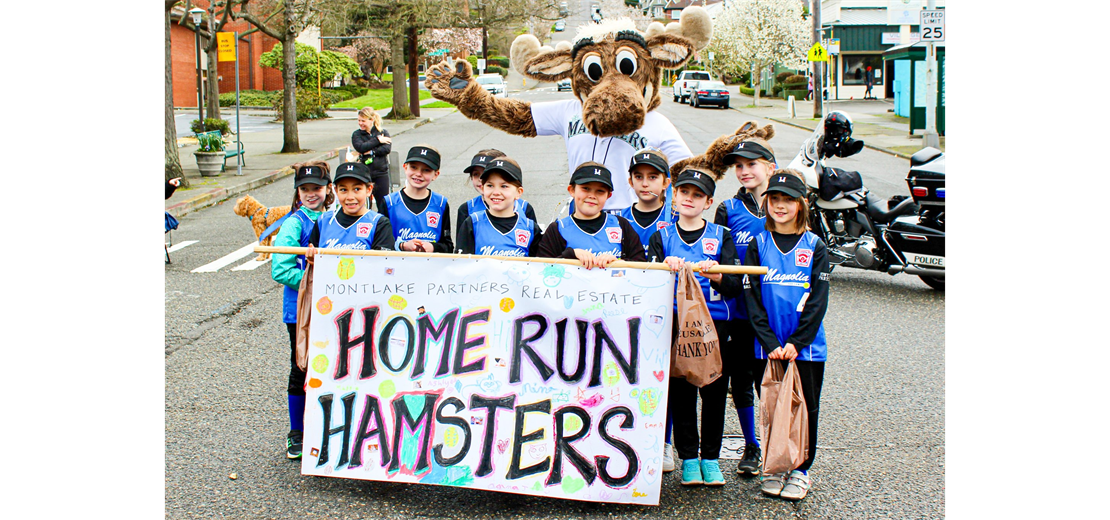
922, 0, 940, 148
811, 0, 822, 119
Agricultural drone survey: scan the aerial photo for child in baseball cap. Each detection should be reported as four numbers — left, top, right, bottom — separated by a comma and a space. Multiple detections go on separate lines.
618, 148, 676, 255
456, 157, 544, 257
307, 161, 394, 255
458, 149, 537, 238
536, 162, 645, 268
383, 145, 453, 253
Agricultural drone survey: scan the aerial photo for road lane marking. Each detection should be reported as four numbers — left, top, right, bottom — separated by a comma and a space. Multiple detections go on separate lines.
232, 257, 271, 271
191, 242, 257, 273
167, 240, 198, 253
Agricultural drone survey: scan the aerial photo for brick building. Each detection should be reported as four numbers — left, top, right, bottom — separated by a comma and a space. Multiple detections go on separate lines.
168, 1, 286, 108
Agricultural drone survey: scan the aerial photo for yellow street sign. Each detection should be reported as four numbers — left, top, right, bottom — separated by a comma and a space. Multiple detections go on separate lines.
217, 32, 237, 62
807, 42, 828, 62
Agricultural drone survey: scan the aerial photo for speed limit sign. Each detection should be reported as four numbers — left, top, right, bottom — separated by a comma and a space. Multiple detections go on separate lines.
920, 10, 944, 41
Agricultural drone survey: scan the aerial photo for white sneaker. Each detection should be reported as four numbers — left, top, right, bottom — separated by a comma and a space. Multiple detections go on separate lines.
760, 472, 786, 496
780, 470, 811, 501
662, 443, 675, 472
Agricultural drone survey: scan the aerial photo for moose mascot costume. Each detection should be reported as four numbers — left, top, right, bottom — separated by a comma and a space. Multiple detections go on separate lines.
425, 6, 715, 211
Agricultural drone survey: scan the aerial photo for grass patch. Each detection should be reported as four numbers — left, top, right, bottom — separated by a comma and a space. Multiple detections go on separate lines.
332, 89, 432, 110
421, 101, 456, 109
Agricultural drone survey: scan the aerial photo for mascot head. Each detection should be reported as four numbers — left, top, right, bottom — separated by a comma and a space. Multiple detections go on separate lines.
509, 6, 712, 138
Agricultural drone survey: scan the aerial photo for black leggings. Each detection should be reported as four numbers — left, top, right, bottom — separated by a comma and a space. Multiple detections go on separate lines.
723, 319, 757, 409
370, 172, 390, 214
287, 322, 307, 396
669, 318, 730, 461
753, 358, 824, 472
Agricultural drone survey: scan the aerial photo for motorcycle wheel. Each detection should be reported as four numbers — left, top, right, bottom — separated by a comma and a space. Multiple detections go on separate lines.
919, 275, 944, 291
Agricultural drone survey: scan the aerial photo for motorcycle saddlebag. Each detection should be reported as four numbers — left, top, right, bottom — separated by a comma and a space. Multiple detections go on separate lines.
885, 218, 945, 269
818, 167, 864, 202
907, 151, 945, 207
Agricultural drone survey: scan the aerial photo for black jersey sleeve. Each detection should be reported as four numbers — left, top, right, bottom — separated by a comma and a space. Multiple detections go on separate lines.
743, 238, 782, 355
372, 216, 395, 250
618, 218, 646, 261
430, 202, 454, 253
456, 203, 471, 240
308, 220, 321, 247
524, 203, 538, 223
709, 229, 742, 298
647, 230, 666, 263
713, 203, 729, 227
456, 216, 475, 254
537, 221, 573, 259
527, 222, 544, 257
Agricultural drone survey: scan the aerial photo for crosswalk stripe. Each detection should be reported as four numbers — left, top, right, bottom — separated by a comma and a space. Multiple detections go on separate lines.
232, 257, 271, 271
192, 242, 258, 273
167, 240, 198, 253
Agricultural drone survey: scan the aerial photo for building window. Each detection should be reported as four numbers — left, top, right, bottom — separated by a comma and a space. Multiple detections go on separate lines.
842, 55, 883, 85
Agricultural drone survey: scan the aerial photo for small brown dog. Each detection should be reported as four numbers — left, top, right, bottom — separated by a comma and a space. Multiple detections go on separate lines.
233, 195, 291, 261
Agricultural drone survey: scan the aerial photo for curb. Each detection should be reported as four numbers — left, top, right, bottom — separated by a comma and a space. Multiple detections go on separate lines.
167, 115, 434, 218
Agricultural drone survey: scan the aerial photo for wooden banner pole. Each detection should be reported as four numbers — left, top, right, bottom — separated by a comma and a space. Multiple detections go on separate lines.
253, 246, 769, 275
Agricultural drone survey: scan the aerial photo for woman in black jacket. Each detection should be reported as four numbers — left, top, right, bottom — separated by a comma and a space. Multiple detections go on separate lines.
352, 107, 392, 213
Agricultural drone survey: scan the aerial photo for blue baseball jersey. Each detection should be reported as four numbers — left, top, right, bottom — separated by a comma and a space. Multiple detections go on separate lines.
753, 230, 827, 362
617, 201, 676, 254
657, 222, 737, 321
556, 213, 625, 256
282, 209, 317, 324
317, 210, 384, 250
466, 194, 531, 217
385, 191, 447, 243
471, 211, 536, 257
721, 197, 766, 319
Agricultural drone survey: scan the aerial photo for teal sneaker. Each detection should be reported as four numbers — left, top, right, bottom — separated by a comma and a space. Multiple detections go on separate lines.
701, 459, 725, 486
681, 459, 703, 486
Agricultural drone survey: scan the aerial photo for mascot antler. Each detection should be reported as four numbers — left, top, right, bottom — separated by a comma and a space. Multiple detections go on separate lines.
671, 121, 777, 180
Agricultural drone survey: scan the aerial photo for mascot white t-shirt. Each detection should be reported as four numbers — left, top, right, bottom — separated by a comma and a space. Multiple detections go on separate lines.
532, 99, 693, 211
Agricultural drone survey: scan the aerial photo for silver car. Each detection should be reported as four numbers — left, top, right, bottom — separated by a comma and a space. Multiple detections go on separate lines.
476, 74, 506, 98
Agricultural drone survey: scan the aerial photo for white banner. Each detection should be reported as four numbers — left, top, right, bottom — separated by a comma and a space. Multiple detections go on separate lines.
302, 254, 676, 505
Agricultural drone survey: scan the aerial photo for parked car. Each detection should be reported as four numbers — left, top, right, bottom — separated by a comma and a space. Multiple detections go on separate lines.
555, 20, 566, 32
688, 80, 730, 109
557, 78, 572, 91
672, 70, 712, 103
477, 74, 506, 98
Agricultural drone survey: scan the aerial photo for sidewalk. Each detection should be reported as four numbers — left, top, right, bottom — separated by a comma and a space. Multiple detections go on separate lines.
728, 94, 945, 159
167, 100, 456, 218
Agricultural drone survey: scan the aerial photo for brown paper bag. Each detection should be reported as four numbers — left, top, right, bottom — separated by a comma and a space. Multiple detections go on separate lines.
294, 262, 314, 372
760, 359, 809, 475
671, 264, 722, 387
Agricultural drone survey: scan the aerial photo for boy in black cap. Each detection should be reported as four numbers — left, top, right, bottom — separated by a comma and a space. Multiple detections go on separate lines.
457, 149, 538, 238
455, 157, 544, 257
537, 162, 645, 267
617, 148, 677, 254
647, 166, 744, 488
307, 161, 394, 252
383, 145, 453, 253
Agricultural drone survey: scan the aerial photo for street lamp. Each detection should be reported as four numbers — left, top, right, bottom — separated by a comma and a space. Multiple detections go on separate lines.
189, 7, 205, 126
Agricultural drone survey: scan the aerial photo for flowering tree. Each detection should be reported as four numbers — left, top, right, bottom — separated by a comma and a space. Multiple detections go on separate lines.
423, 28, 483, 56
335, 35, 390, 79
710, 0, 808, 106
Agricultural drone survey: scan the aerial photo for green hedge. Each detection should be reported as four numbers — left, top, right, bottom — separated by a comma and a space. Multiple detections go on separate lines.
784, 89, 808, 100
739, 85, 769, 97
782, 81, 807, 91
218, 90, 277, 107
775, 71, 793, 83
273, 88, 332, 121
485, 65, 509, 77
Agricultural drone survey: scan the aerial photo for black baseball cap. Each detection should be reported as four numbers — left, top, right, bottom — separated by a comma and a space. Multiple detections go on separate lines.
294, 164, 330, 187
672, 169, 716, 197
570, 163, 614, 191
463, 154, 498, 174
629, 152, 669, 177
405, 145, 441, 170
724, 140, 776, 165
765, 172, 808, 199
480, 158, 524, 185
333, 162, 371, 184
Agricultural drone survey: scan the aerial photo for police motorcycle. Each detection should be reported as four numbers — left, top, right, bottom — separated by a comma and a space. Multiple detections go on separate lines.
786, 111, 945, 290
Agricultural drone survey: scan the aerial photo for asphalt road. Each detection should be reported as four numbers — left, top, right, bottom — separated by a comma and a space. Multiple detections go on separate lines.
166, 59, 943, 520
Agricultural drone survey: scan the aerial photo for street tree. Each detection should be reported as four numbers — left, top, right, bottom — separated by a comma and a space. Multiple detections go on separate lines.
713, 0, 808, 107
334, 35, 390, 80
258, 42, 361, 88
176, 1, 236, 123
232, 0, 321, 153
166, 1, 185, 185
